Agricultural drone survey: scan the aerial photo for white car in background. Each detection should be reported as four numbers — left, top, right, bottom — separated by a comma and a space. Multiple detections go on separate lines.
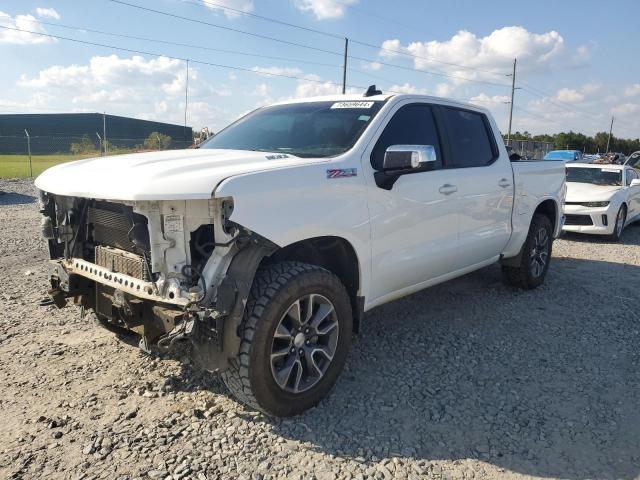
563, 163, 640, 240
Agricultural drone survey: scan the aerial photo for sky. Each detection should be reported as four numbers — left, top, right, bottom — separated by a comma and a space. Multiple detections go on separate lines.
1, 0, 639, 139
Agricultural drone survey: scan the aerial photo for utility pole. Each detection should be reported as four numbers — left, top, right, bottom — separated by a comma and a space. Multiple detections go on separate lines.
184, 59, 189, 145
606, 116, 614, 153
342, 37, 349, 94
103, 112, 107, 156
506, 58, 517, 145
96, 132, 103, 156
24, 129, 32, 178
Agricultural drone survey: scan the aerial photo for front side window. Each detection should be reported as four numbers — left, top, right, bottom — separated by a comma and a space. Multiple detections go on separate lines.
371, 103, 442, 170
566, 167, 622, 186
441, 107, 496, 168
626, 169, 637, 185
201, 101, 384, 158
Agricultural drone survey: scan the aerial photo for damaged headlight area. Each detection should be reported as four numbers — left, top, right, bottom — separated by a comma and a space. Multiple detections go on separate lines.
38, 190, 276, 372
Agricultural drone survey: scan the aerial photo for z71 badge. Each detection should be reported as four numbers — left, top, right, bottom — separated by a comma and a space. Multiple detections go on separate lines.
327, 168, 357, 179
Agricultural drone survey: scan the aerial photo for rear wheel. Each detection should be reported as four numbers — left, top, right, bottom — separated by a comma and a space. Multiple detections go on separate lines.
502, 213, 553, 289
221, 261, 352, 416
608, 205, 626, 242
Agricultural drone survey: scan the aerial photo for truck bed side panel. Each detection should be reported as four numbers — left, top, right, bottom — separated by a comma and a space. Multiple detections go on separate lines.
502, 160, 566, 258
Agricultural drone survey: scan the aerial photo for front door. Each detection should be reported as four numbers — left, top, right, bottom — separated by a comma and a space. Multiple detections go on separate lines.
365, 102, 460, 303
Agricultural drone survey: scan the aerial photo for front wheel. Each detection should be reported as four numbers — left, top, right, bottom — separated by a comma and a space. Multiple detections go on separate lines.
502, 213, 553, 289
608, 205, 627, 242
221, 261, 352, 416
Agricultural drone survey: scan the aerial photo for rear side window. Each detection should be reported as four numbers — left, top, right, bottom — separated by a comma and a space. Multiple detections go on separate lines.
371, 104, 442, 170
441, 107, 496, 168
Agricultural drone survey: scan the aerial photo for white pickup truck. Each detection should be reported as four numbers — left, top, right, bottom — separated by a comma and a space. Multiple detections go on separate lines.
35, 90, 566, 416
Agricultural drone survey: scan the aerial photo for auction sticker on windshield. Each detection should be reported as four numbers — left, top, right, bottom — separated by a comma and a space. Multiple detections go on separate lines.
331, 101, 375, 109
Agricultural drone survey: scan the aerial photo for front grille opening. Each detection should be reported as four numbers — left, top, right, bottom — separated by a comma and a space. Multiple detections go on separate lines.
565, 214, 594, 226
602, 214, 608, 226
87, 201, 150, 256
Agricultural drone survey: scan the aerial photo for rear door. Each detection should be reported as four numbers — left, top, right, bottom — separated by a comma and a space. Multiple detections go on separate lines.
437, 106, 514, 269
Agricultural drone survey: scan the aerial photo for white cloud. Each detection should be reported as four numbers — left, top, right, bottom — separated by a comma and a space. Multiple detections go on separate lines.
556, 88, 584, 103
381, 26, 564, 78
571, 45, 590, 66
624, 84, 640, 97
18, 55, 229, 128
252, 66, 303, 77
0, 11, 55, 44
388, 83, 427, 95
292, 74, 343, 98
363, 61, 382, 71
470, 93, 510, 105
379, 39, 403, 59
292, 0, 358, 20
612, 103, 640, 115
200, 0, 254, 19
35, 7, 60, 20
435, 83, 455, 97
253, 83, 270, 97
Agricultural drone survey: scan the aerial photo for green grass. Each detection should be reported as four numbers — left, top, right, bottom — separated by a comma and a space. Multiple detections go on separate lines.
0, 154, 94, 178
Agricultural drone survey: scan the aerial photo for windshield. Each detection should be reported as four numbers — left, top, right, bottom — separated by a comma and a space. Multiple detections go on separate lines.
627, 152, 640, 169
566, 167, 622, 186
544, 151, 577, 160
201, 101, 384, 158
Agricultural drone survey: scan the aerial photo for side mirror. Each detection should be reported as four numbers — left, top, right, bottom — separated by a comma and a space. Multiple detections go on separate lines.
382, 145, 437, 172
631, 179, 640, 187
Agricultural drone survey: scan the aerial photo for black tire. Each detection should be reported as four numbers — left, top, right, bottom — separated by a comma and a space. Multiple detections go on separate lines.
221, 261, 353, 416
608, 205, 627, 242
502, 213, 553, 289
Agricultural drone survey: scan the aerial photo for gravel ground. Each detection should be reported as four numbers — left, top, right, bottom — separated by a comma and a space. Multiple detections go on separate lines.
1, 178, 639, 480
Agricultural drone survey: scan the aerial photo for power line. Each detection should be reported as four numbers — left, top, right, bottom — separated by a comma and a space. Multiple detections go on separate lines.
14, 15, 510, 89
107, 0, 343, 58
0, 25, 364, 89
347, 55, 511, 88
110, 0, 509, 78
15, 17, 344, 70
186, 0, 342, 39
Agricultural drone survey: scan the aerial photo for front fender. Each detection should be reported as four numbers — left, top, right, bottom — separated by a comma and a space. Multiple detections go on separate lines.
214, 159, 373, 298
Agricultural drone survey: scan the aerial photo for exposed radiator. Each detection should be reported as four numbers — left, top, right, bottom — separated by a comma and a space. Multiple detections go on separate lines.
88, 204, 136, 251
95, 245, 149, 281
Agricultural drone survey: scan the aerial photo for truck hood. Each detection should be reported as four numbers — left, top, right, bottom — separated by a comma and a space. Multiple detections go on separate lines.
566, 182, 620, 202
35, 149, 318, 201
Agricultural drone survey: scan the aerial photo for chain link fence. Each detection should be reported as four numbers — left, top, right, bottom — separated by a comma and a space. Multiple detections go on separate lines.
0, 133, 194, 178
504, 139, 555, 160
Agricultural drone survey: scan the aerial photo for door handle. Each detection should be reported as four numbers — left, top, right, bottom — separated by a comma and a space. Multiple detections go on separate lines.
438, 183, 458, 195
498, 178, 512, 188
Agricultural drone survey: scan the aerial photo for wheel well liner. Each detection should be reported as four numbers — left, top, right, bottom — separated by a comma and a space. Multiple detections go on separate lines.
267, 236, 363, 332
534, 199, 557, 228
501, 199, 558, 268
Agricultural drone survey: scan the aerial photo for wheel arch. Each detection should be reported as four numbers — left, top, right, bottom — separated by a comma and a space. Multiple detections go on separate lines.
266, 236, 363, 333
501, 199, 557, 268
533, 198, 559, 234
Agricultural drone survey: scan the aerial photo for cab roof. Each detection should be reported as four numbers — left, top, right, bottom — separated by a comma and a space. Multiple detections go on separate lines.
268, 92, 490, 114
567, 162, 625, 170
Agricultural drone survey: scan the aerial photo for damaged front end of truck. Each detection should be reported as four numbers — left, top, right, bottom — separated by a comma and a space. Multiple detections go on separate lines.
38, 190, 276, 372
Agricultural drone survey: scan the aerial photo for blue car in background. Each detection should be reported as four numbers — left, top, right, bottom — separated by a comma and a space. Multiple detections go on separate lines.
543, 150, 583, 162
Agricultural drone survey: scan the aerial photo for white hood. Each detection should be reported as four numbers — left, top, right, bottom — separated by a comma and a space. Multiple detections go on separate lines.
35, 149, 318, 200
566, 182, 620, 202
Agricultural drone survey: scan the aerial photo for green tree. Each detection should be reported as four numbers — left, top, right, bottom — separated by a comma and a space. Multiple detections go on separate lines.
143, 132, 172, 150
70, 135, 98, 156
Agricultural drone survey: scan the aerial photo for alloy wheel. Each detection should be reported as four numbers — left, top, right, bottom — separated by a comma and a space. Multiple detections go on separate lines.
270, 294, 339, 394
530, 227, 549, 278
616, 208, 625, 237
